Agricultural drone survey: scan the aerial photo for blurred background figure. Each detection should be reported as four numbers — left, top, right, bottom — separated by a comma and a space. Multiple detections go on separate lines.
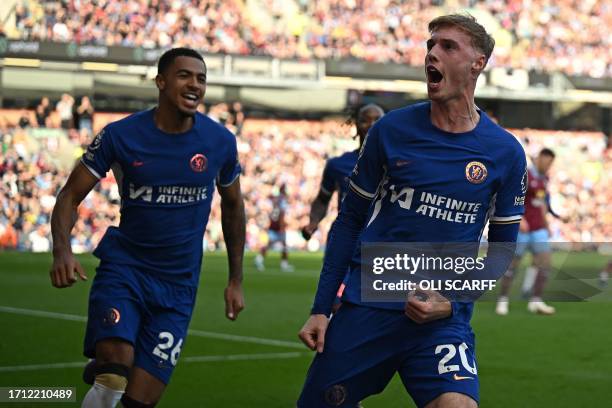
75, 96, 95, 136
255, 183, 294, 272
56, 93, 74, 130
35, 97, 52, 127
302, 103, 384, 243
496, 148, 567, 315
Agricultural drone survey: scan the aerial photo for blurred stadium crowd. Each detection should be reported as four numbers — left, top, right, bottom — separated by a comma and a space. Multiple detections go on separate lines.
4, 0, 610, 78
0, 98, 609, 253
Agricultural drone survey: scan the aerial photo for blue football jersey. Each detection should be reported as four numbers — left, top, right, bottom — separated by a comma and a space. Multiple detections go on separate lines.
341, 102, 527, 315
321, 150, 359, 208
81, 109, 241, 286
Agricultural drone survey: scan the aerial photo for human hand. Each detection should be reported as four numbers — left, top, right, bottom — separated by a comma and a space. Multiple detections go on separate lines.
50, 248, 87, 288
224, 279, 245, 321
301, 224, 317, 241
405, 290, 451, 324
298, 314, 329, 353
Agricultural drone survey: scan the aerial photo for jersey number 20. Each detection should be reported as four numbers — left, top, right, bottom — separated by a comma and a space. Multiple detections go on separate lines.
435, 343, 477, 375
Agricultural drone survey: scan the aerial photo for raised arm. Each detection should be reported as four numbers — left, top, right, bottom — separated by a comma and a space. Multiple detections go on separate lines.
50, 162, 99, 288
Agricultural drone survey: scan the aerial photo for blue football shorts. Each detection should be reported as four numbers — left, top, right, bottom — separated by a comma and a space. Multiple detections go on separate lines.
298, 303, 479, 407
83, 261, 197, 384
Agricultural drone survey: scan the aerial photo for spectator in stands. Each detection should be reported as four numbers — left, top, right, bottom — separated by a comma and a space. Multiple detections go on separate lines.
0, 189, 18, 250
17, 110, 31, 129
230, 102, 245, 135
28, 224, 51, 253
75, 96, 94, 135
0, 222, 18, 250
9, 0, 610, 77
14, 2, 34, 39
0, 104, 609, 253
35, 97, 52, 127
56, 93, 74, 130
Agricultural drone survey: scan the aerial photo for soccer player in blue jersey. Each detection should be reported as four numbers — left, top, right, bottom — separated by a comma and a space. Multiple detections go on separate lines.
302, 104, 383, 316
49, 48, 245, 408
301, 104, 384, 243
298, 14, 526, 408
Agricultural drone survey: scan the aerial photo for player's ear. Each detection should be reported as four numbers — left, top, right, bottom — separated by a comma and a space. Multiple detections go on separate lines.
155, 74, 165, 91
471, 55, 486, 78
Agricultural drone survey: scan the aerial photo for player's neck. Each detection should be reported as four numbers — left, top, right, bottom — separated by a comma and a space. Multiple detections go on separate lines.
153, 106, 194, 134
430, 96, 479, 133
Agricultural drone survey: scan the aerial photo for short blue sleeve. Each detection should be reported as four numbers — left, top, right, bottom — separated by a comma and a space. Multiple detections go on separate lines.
347, 123, 386, 200
217, 134, 241, 187
490, 147, 527, 225
320, 161, 336, 196
80, 127, 116, 179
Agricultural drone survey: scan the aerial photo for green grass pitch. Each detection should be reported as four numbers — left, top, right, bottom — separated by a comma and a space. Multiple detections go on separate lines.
0, 251, 610, 407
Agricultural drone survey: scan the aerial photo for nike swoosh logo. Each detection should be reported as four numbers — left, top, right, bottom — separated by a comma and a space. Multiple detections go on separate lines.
132, 161, 144, 167
395, 160, 411, 167
453, 374, 474, 381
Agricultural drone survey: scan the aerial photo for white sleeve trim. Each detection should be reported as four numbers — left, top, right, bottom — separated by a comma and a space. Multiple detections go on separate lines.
320, 186, 333, 196
217, 172, 240, 188
349, 180, 376, 199
490, 214, 522, 223
80, 159, 102, 179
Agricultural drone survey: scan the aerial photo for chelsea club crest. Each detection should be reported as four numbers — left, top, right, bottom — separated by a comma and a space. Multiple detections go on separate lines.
465, 161, 488, 184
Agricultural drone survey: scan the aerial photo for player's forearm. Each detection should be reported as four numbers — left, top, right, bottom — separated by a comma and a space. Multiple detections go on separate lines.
484, 222, 519, 274
221, 198, 246, 283
480, 223, 519, 291
311, 189, 371, 316
308, 196, 329, 227
51, 189, 79, 254
448, 223, 520, 306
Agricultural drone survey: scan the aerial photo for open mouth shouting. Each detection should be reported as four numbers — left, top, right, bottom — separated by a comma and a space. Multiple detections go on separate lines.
181, 92, 200, 108
426, 65, 444, 91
